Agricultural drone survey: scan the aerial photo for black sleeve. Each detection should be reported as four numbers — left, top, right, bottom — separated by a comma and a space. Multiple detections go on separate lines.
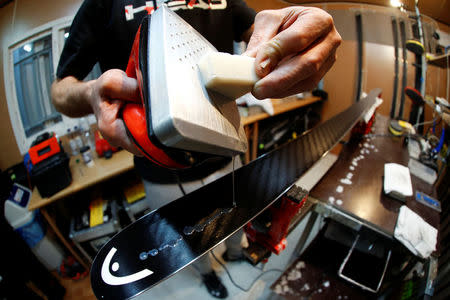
56, 0, 107, 80
230, 0, 256, 42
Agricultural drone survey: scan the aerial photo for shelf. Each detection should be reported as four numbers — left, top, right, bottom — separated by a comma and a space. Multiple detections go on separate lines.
29, 150, 134, 210
241, 96, 322, 126
427, 53, 450, 68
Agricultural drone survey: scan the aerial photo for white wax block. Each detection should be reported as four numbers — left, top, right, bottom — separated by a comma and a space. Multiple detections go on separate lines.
198, 52, 259, 99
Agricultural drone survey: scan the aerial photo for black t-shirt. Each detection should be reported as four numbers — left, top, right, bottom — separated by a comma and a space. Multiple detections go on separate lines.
57, 0, 255, 79
57, 0, 255, 183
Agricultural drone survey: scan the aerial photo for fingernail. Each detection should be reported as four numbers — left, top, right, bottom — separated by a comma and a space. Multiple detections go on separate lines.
253, 82, 264, 99
259, 57, 271, 69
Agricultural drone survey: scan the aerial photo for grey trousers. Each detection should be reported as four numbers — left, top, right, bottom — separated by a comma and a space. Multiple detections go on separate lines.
142, 157, 243, 274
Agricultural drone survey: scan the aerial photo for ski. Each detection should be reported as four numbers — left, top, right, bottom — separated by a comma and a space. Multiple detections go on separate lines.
91, 90, 379, 299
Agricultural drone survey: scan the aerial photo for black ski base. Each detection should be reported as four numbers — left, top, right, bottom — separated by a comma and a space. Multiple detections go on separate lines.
91, 90, 379, 300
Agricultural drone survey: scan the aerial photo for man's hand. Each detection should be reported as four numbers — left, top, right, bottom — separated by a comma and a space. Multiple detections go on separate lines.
244, 7, 342, 99
87, 69, 142, 155
51, 69, 142, 156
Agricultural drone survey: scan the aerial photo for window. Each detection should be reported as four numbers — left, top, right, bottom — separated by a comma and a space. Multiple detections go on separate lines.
5, 17, 100, 154
13, 35, 62, 137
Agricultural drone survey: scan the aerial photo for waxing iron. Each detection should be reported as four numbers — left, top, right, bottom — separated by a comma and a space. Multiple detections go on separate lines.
122, 5, 258, 169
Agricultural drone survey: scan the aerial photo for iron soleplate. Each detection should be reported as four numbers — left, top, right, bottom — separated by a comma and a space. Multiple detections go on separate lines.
148, 5, 247, 157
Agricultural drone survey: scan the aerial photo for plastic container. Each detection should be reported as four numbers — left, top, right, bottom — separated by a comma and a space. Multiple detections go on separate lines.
67, 128, 78, 156
73, 126, 84, 150
80, 145, 94, 167
31, 152, 72, 197
4, 184, 64, 270
79, 117, 96, 154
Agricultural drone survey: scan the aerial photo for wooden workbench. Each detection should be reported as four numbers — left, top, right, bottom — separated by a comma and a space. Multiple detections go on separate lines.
310, 114, 439, 236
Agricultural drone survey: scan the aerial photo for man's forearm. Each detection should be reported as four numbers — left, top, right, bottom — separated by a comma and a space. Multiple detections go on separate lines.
51, 76, 94, 117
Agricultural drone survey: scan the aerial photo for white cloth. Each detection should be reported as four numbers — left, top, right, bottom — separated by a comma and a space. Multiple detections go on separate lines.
384, 163, 413, 197
394, 205, 438, 259
236, 93, 274, 115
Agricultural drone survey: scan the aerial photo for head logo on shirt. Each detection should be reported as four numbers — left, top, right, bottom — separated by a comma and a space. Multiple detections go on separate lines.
125, 0, 227, 21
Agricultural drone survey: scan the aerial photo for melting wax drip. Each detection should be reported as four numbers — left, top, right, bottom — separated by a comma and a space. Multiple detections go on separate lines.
139, 235, 183, 260
140, 157, 237, 260
232, 156, 236, 207
183, 207, 234, 235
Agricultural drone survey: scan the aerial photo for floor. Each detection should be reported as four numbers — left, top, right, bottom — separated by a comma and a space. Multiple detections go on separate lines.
61, 211, 323, 300
60, 151, 336, 300
60, 275, 97, 300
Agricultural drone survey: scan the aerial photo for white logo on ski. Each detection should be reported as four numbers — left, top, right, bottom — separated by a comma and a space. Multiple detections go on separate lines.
101, 247, 153, 285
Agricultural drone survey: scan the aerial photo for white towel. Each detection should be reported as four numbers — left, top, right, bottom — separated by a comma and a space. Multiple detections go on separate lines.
236, 93, 274, 115
394, 205, 438, 258
384, 163, 413, 197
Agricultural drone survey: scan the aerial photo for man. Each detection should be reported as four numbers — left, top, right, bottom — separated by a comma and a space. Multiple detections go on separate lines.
52, 1, 341, 297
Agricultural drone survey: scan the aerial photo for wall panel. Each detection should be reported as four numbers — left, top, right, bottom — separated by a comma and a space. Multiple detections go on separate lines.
321, 40, 358, 121
0, 4, 20, 170
365, 42, 395, 116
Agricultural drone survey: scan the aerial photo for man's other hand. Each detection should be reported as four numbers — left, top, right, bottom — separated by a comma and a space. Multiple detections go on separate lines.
87, 69, 141, 156
52, 69, 142, 156
244, 7, 342, 99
